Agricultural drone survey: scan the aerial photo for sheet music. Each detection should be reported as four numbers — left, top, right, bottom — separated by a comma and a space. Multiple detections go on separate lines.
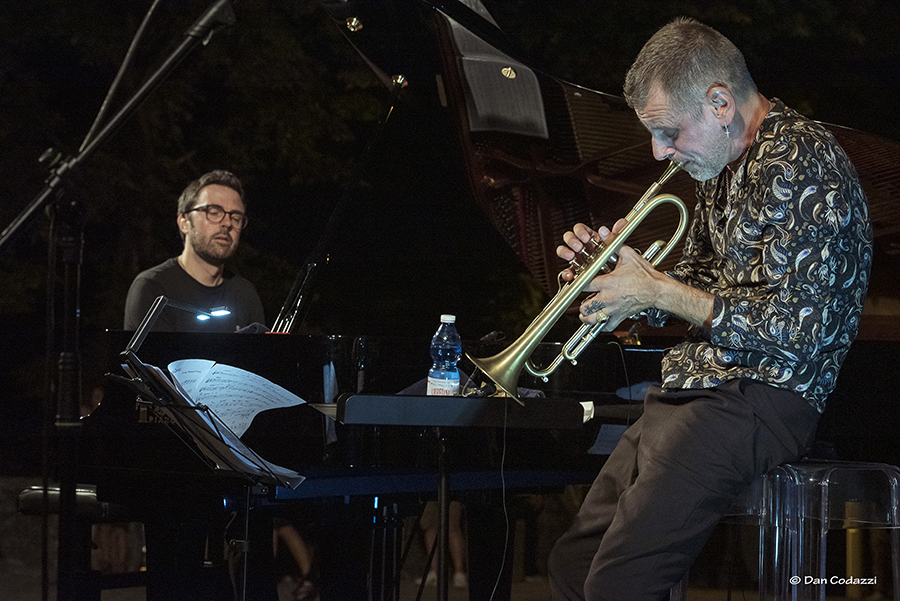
139, 361, 305, 488
168, 359, 306, 437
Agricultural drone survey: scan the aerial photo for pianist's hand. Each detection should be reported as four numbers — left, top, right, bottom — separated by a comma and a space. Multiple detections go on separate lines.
236, 322, 269, 334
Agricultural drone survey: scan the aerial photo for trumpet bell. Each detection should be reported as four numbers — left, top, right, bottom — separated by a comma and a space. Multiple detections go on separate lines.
467, 351, 525, 404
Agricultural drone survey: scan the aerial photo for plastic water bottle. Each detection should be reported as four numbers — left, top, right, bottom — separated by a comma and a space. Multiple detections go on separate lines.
426, 314, 462, 396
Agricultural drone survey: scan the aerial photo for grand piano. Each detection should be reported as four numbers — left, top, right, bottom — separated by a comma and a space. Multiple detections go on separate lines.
77, 0, 900, 600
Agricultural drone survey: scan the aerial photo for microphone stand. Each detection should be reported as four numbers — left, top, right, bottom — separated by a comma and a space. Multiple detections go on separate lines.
0, 3, 236, 599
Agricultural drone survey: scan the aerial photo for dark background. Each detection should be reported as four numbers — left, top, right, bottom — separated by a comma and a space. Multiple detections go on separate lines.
2, 0, 899, 475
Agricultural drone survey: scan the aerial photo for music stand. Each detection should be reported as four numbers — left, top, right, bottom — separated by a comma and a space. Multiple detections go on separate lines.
115, 296, 304, 601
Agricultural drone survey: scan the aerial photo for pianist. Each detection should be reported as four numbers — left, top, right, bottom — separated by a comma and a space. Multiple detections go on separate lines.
120, 170, 266, 600
123, 169, 265, 332
548, 17, 872, 601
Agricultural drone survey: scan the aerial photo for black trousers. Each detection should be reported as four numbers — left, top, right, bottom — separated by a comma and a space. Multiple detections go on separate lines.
547, 379, 820, 601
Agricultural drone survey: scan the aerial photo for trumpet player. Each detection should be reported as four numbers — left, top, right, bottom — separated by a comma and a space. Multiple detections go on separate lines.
548, 17, 872, 601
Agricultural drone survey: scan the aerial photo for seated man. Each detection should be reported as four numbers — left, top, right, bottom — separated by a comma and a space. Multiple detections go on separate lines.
122, 170, 267, 601
124, 169, 264, 332
548, 17, 872, 601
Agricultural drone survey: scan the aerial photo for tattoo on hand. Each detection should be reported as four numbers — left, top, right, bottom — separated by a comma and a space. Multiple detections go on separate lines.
584, 300, 604, 315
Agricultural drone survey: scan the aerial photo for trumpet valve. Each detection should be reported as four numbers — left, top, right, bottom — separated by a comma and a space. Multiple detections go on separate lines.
574, 236, 602, 260
641, 240, 668, 263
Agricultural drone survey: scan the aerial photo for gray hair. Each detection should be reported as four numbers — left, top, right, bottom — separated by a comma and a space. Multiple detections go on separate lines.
623, 17, 757, 120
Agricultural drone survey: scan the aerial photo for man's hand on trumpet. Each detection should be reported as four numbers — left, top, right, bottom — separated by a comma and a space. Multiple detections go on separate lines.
556, 221, 715, 331
556, 220, 662, 331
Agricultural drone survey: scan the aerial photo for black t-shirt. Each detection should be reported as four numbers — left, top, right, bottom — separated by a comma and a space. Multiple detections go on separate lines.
123, 257, 265, 332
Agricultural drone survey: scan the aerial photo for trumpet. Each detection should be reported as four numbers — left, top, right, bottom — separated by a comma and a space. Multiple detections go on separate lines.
467, 161, 689, 404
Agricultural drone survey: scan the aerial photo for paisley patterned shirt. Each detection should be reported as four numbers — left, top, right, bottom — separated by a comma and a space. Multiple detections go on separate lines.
647, 99, 872, 412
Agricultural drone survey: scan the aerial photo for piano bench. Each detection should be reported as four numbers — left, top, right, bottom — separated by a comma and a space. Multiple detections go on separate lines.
17, 485, 147, 599
17, 484, 134, 521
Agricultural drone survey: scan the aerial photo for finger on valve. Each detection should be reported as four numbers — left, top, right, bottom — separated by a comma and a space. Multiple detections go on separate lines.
558, 225, 605, 282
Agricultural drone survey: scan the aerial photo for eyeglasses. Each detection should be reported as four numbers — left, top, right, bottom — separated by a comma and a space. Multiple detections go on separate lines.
185, 204, 248, 230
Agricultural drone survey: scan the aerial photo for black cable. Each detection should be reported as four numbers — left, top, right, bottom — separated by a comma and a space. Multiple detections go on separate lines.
607, 339, 636, 426
487, 397, 511, 601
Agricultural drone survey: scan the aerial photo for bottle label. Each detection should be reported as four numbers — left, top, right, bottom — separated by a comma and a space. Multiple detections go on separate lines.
426, 376, 459, 396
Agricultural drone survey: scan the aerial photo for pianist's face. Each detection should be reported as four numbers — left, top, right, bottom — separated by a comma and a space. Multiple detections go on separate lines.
637, 86, 733, 181
182, 184, 243, 265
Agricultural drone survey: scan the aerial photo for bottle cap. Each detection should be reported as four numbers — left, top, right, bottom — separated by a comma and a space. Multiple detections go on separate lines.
440, 314, 456, 323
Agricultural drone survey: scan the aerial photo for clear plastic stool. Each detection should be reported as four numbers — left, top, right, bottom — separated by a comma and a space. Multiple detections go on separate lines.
671, 460, 900, 601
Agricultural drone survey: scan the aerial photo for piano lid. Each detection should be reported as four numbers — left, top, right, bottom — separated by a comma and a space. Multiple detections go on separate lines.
316, 0, 693, 297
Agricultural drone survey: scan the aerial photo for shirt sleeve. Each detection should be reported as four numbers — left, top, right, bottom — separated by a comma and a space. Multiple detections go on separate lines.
123, 276, 168, 331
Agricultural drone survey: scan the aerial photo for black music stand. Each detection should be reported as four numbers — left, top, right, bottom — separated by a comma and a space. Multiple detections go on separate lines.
313, 393, 587, 601
115, 296, 304, 601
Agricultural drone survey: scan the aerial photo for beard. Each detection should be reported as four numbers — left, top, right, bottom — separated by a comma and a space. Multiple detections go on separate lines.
187, 224, 236, 266
683, 130, 734, 182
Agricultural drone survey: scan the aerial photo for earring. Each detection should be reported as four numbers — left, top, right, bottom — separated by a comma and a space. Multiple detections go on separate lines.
723, 123, 730, 138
